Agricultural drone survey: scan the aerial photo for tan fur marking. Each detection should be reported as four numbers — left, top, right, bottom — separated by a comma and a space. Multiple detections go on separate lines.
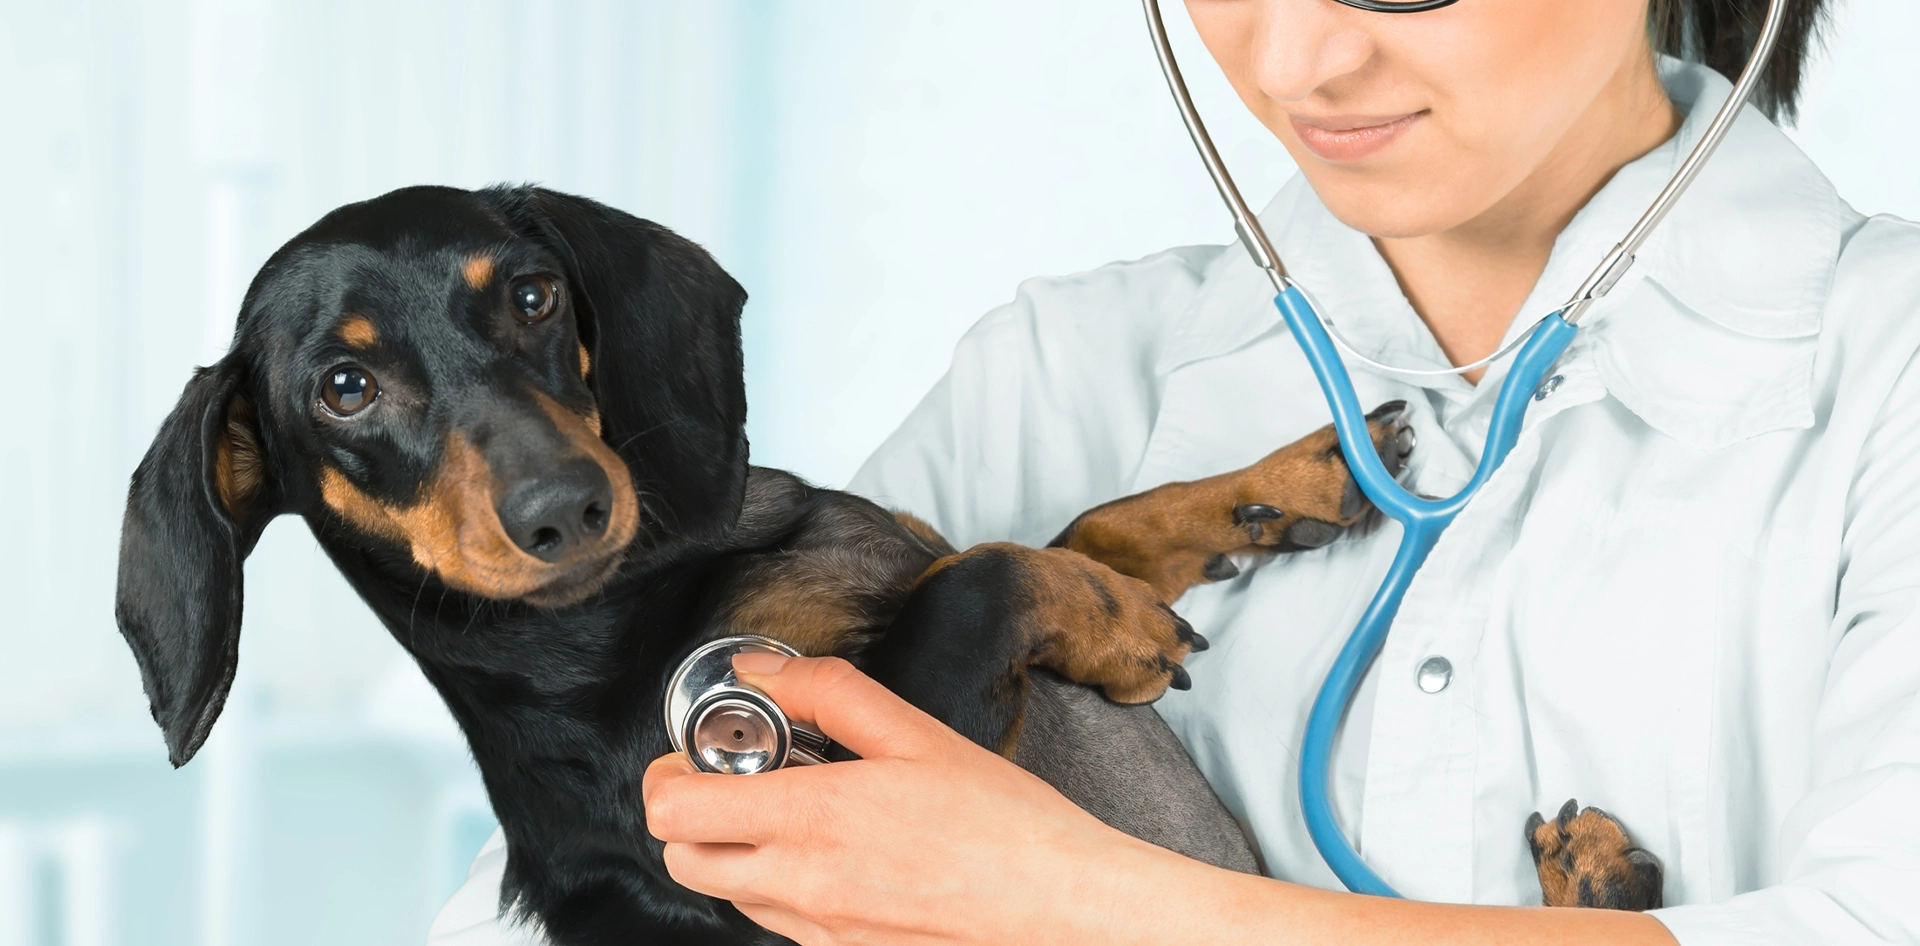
893, 512, 957, 556
462, 254, 494, 291
1566, 814, 1633, 894
533, 390, 604, 441
214, 396, 266, 520
996, 703, 1026, 758
1009, 545, 1189, 704
920, 544, 1192, 709
319, 416, 640, 604
1531, 816, 1578, 907
1059, 417, 1398, 603
723, 571, 870, 658
1531, 803, 1662, 910
578, 342, 592, 380
337, 314, 379, 349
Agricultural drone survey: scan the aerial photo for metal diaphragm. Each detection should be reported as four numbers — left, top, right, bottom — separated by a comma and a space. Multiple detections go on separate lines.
664, 635, 833, 775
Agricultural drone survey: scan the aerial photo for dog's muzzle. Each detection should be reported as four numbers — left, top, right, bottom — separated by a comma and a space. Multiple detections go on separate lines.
665, 636, 835, 775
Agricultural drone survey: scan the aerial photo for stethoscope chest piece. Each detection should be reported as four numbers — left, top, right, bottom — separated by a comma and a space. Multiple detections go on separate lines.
664, 635, 833, 775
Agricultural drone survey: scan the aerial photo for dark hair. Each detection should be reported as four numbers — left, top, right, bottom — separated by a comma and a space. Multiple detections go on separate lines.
1649, 0, 1833, 122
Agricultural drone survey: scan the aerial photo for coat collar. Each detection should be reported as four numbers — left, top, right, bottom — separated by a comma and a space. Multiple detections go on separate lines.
1159, 59, 1848, 450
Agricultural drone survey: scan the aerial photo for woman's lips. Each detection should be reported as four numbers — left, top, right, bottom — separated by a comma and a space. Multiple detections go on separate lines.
1289, 111, 1426, 162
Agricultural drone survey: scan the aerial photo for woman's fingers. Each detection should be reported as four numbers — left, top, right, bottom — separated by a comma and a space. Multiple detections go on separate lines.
732, 654, 957, 762
659, 839, 764, 896
643, 753, 800, 845
731, 901, 833, 945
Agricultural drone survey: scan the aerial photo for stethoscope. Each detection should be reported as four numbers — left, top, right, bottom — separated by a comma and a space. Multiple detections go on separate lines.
666, 636, 835, 775
662, 0, 1792, 899
1140, 0, 1789, 896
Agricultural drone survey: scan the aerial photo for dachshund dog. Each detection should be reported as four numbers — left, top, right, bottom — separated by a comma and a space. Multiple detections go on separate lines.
115, 185, 1656, 944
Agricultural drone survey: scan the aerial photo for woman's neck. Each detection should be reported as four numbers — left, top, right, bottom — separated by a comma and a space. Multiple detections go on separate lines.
1373, 54, 1679, 384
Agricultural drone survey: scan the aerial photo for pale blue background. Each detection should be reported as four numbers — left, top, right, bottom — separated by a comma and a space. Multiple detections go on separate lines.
0, 1, 1912, 943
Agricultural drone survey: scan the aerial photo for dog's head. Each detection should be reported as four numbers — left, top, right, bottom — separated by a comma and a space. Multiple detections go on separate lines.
116, 185, 748, 765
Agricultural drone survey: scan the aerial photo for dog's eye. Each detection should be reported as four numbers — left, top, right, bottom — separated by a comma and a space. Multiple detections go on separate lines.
320, 365, 379, 416
509, 276, 559, 324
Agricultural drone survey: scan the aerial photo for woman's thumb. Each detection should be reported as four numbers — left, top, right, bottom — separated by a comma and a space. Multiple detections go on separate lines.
731, 653, 952, 761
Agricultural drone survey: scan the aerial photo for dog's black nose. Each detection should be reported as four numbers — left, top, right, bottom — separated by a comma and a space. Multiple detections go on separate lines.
496, 459, 615, 563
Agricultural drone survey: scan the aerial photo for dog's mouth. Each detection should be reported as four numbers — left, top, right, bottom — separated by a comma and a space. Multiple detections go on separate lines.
321, 429, 643, 608
517, 550, 630, 609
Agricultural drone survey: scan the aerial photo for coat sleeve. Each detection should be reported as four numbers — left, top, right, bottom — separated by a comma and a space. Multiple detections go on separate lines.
1653, 346, 1920, 944
847, 245, 1220, 548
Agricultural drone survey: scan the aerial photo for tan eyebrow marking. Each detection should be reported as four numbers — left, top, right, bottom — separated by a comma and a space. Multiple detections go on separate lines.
337, 314, 379, 349
462, 254, 495, 291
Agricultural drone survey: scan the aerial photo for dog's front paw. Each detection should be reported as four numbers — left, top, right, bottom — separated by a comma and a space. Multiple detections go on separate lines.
1527, 799, 1664, 911
1054, 401, 1414, 602
1213, 400, 1414, 559
996, 545, 1204, 705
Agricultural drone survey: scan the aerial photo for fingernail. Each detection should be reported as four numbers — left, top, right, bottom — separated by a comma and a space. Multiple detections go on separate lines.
732, 651, 791, 676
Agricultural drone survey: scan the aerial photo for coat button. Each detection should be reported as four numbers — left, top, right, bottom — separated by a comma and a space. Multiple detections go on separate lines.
1533, 374, 1565, 401
1416, 656, 1453, 693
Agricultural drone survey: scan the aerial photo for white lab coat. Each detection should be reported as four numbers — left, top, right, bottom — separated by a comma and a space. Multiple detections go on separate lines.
430, 60, 1920, 945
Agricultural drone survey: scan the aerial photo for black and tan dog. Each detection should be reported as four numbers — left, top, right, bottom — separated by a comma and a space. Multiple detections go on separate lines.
115, 185, 1655, 943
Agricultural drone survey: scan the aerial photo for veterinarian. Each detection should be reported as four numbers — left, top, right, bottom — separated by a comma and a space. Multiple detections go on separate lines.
435, 0, 1920, 942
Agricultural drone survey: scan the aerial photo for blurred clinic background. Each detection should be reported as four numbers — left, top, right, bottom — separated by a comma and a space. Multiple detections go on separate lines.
0, 1, 1914, 943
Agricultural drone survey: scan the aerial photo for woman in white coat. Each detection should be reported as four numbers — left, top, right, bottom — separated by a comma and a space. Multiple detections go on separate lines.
437, 0, 1920, 942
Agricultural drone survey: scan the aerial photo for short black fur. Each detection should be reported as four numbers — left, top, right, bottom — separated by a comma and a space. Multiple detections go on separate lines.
114, 185, 1244, 944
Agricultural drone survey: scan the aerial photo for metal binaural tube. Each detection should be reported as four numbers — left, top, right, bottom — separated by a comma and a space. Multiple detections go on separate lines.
1557, 0, 1791, 325
1141, 0, 1292, 295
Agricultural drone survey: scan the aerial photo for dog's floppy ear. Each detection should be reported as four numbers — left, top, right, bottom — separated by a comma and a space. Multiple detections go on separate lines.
488, 186, 750, 541
116, 359, 278, 767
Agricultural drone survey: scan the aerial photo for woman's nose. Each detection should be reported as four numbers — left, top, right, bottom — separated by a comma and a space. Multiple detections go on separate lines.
1247, 0, 1377, 103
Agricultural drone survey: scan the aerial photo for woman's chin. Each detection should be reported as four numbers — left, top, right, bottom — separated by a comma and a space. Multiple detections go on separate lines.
1303, 170, 1497, 243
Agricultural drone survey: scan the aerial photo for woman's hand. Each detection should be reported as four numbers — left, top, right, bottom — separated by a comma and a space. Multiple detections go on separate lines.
642, 653, 1177, 945
643, 654, 1682, 946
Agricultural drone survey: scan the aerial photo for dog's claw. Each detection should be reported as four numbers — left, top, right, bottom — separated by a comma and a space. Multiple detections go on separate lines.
1233, 503, 1284, 524
1202, 554, 1241, 582
1363, 400, 1416, 478
1525, 811, 1549, 860
1173, 616, 1209, 652
1167, 663, 1192, 691
1367, 399, 1408, 425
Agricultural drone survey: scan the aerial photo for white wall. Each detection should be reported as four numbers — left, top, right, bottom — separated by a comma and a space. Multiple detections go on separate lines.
0, 0, 1910, 942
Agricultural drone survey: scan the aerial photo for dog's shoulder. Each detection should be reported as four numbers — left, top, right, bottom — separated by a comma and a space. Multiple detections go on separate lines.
727, 466, 931, 555
698, 467, 947, 657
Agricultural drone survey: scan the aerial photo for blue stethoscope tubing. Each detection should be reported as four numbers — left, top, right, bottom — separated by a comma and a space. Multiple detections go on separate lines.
1281, 287, 1575, 896
1140, 0, 1789, 898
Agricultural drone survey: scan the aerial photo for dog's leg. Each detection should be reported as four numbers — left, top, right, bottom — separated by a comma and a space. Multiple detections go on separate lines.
861, 543, 1201, 755
1052, 401, 1415, 603
1526, 799, 1665, 910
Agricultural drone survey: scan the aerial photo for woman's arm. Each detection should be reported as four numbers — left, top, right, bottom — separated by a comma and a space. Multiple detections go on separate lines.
643, 653, 1677, 946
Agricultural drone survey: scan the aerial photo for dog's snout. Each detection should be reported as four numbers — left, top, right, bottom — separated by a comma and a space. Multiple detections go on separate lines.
496, 459, 615, 563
